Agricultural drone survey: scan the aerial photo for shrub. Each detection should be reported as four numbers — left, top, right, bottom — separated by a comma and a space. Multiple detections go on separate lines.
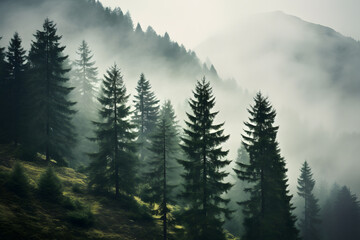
6, 163, 30, 197
62, 197, 84, 211
71, 183, 84, 194
67, 207, 94, 227
38, 167, 62, 202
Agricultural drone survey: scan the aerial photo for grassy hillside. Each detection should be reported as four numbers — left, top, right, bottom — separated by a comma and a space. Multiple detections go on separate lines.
0, 144, 162, 240
0, 144, 240, 240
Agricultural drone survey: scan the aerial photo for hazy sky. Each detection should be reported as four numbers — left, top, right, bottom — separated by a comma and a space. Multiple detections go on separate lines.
100, 0, 360, 49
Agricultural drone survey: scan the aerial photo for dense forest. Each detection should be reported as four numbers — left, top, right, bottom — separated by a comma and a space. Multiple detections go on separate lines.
0, 1, 360, 240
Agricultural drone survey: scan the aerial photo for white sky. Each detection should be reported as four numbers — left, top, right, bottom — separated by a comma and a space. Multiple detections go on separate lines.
100, 0, 360, 49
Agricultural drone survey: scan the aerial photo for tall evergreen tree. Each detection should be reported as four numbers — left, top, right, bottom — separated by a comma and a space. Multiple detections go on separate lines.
133, 73, 159, 164
27, 18, 76, 164
297, 161, 320, 240
333, 186, 360, 240
321, 185, 360, 240
145, 100, 180, 240
88, 64, 137, 198
0, 37, 8, 143
72, 40, 98, 110
234, 92, 298, 240
225, 144, 250, 237
71, 40, 99, 166
178, 77, 232, 240
4, 32, 28, 145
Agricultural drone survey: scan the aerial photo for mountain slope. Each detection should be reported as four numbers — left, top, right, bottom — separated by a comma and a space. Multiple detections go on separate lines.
0, 145, 162, 240
196, 11, 360, 195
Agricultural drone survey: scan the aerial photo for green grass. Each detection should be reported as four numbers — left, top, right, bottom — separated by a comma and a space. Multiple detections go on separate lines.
0, 144, 161, 240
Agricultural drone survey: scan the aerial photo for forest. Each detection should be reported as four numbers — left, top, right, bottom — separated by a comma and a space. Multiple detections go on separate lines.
0, 1, 360, 240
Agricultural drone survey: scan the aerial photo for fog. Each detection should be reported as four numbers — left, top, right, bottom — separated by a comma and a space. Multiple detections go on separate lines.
196, 12, 360, 196
1, 0, 359, 198
100, 0, 360, 48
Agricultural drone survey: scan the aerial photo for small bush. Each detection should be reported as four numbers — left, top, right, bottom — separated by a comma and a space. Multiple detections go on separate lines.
62, 197, 84, 211
67, 207, 94, 227
38, 167, 62, 202
6, 163, 30, 197
71, 183, 84, 194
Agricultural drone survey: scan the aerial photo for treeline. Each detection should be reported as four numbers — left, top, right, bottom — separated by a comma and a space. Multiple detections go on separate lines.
0, 19, 359, 240
1, 0, 218, 80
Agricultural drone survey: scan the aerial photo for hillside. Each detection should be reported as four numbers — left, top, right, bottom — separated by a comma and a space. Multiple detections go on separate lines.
0, 145, 162, 240
196, 11, 360, 195
0, 0, 219, 84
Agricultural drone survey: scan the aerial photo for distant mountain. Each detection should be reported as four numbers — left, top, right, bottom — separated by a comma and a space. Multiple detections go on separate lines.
0, 0, 220, 87
197, 11, 360, 100
197, 11, 360, 194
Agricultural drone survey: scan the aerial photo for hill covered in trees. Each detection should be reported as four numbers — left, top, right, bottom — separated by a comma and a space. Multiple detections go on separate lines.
1, 1, 360, 240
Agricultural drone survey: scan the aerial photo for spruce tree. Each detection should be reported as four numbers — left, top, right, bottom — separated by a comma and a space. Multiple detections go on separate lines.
133, 73, 159, 164
72, 40, 98, 111
297, 161, 320, 240
178, 77, 232, 240
234, 92, 298, 240
38, 167, 63, 202
225, 144, 249, 237
27, 18, 76, 164
0, 37, 8, 143
321, 185, 360, 240
4, 32, 28, 145
88, 64, 137, 198
145, 100, 180, 240
71, 40, 99, 166
6, 162, 30, 197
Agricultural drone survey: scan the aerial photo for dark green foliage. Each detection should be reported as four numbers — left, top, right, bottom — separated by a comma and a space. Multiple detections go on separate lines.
297, 161, 320, 240
88, 64, 137, 198
38, 167, 63, 202
234, 92, 298, 240
133, 73, 159, 165
5, 162, 30, 197
321, 185, 360, 240
145, 100, 181, 240
66, 206, 94, 227
27, 18, 76, 164
71, 183, 84, 194
0, 33, 28, 145
0, 37, 8, 143
72, 40, 99, 109
62, 197, 84, 210
62, 196, 94, 227
70, 40, 99, 167
225, 144, 249, 237
178, 78, 232, 240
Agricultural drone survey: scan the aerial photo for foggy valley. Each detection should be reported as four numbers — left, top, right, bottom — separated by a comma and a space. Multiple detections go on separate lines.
0, 0, 359, 239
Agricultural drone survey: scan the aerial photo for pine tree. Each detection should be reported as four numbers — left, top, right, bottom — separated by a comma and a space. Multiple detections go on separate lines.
0, 37, 8, 143
88, 64, 137, 198
225, 144, 250, 237
321, 185, 360, 240
297, 161, 320, 240
320, 184, 339, 240
6, 162, 30, 197
145, 100, 180, 240
178, 77, 232, 240
72, 40, 98, 111
333, 186, 360, 240
133, 73, 159, 165
27, 18, 76, 164
71, 40, 99, 166
38, 167, 63, 202
234, 92, 298, 240
4, 32, 28, 145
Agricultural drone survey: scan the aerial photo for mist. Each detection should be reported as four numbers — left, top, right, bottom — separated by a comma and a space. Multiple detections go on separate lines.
0, 0, 359, 239
196, 12, 360, 197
